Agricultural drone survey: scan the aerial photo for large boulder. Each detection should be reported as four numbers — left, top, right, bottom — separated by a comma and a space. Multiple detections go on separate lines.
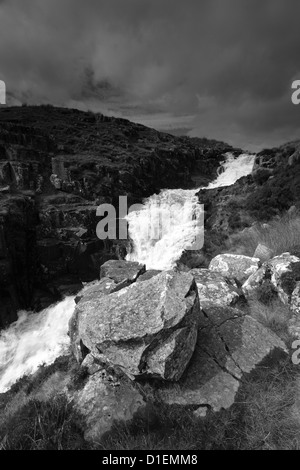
136, 270, 161, 283
158, 305, 287, 412
190, 268, 240, 309
242, 253, 300, 308
242, 253, 300, 336
100, 259, 146, 284
73, 370, 146, 443
209, 253, 260, 284
71, 271, 200, 381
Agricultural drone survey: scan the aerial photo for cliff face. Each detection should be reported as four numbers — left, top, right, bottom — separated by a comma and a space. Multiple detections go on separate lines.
0, 105, 238, 326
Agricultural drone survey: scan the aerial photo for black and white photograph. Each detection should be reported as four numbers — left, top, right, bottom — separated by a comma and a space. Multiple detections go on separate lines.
0, 0, 300, 454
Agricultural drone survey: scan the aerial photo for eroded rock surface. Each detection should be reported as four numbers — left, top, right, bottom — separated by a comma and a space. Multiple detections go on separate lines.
242, 253, 300, 336
190, 268, 240, 308
71, 270, 199, 381
73, 371, 145, 443
100, 259, 146, 285
209, 253, 260, 284
158, 306, 287, 411
136, 270, 162, 283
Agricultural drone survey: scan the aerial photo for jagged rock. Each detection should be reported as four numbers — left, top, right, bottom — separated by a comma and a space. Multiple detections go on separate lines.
74, 278, 118, 304
100, 260, 146, 285
73, 371, 145, 443
242, 253, 300, 306
81, 353, 106, 375
71, 271, 199, 381
253, 243, 274, 262
136, 269, 162, 283
158, 306, 287, 411
242, 253, 300, 335
209, 253, 260, 284
190, 268, 240, 308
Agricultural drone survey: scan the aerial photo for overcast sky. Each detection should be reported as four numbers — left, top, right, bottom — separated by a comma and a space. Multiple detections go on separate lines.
1, 0, 300, 150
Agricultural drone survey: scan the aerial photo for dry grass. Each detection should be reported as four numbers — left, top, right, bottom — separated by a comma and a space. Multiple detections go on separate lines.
227, 214, 300, 260
247, 298, 293, 343
1, 352, 300, 450
99, 355, 300, 450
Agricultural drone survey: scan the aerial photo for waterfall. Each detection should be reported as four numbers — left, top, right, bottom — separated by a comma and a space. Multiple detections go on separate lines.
0, 297, 75, 393
126, 152, 255, 270
0, 152, 255, 393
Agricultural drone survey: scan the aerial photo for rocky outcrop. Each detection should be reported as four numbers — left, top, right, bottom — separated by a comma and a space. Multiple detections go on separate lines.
73, 369, 145, 443
136, 269, 162, 283
242, 253, 300, 306
69, 259, 288, 428
190, 268, 240, 308
100, 259, 146, 285
209, 254, 261, 284
157, 305, 287, 412
71, 271, 199, 381
242, 253, 300, 336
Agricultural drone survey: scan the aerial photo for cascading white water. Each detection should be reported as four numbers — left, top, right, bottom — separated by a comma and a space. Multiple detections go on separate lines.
126, 153, 255, 270
0, 296, 75, 393
0, 152, 255, 393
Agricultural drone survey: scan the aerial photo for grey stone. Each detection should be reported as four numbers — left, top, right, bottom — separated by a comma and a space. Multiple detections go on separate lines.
100, 260, 146, 284
73, 371, 145, 443
158, 306, 287, 411
71, 270, 200, 381
209, 253, 260, 284
190, 268, 240, 309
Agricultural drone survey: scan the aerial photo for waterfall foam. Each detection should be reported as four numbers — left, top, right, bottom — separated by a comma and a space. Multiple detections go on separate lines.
126, 152, 255, 270
0, 296, 75, 393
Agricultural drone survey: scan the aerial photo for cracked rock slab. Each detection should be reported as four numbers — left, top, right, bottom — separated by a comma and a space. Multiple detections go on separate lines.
242, 253, 300, 305
73, 371, 145, 443
71, 271, 200, 381
158, 306, 287, 412
100, 260, 146, 284
209, 253, 261, 284
136, 270, 162, 283
242, 253, 300, 336
190, 268, 240, 309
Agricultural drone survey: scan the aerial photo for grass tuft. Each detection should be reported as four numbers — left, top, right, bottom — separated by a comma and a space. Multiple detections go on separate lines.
227, 214, 300, 260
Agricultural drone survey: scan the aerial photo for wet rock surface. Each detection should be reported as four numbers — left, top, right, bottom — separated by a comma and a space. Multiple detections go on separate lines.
100, 259, 146, 285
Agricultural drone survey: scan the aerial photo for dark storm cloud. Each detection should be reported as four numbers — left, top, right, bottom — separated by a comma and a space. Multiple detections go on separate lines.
1, 0, 300, 149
